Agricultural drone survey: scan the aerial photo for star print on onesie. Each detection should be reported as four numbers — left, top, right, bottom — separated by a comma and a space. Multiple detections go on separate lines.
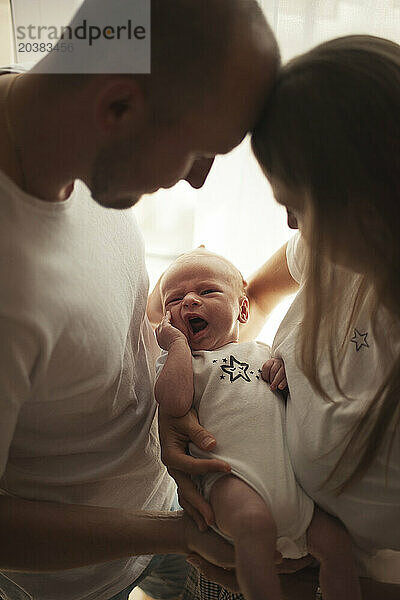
220, 355, 251, 382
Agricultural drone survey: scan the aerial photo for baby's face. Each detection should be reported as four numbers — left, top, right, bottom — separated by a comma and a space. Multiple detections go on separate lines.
161, 256, 247, 351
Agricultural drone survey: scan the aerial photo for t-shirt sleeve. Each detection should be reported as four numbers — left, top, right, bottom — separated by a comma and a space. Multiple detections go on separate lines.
0, 317, 39, 478
155, 350, 168, 381
286, 232, 308, 284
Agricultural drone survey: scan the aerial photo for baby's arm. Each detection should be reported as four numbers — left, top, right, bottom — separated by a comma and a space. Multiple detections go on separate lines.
307, 506, 362, 600
155, 311, 194, 417
209, 475, 282, 600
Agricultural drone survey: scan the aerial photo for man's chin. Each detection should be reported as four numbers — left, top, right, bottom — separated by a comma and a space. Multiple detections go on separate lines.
91, 191, 143, 210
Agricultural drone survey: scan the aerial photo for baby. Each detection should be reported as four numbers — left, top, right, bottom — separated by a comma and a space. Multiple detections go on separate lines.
155, 248, 361, 600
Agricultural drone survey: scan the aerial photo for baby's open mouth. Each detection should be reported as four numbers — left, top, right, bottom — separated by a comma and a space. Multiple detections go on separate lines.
188, 317, 208, 334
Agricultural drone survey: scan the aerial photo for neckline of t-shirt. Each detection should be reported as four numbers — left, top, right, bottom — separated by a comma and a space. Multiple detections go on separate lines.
0, 168, 76, 214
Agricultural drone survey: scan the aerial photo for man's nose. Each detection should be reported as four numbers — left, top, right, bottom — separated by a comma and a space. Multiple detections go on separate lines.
184, 157, 215, 189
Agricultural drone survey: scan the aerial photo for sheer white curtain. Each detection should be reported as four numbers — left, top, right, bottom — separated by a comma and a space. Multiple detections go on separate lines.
135, 0, 400, 343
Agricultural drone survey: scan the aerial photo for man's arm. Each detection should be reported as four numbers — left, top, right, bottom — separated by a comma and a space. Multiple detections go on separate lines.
240, 242, 299, 342
155, 312, 194, 417
0, 496, 236, 575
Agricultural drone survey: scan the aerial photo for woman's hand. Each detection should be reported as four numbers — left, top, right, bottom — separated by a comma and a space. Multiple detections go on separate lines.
158, 409, 231, 530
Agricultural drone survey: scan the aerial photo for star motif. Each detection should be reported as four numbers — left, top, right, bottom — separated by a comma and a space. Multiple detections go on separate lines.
220, 355, 251, 383
350, 329, 370, 352
220, 375, 225, 380
222, 358, 227, 363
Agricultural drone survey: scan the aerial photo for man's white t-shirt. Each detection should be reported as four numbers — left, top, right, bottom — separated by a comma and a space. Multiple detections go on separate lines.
0, 171, 175, 600
273, 233, 400, 583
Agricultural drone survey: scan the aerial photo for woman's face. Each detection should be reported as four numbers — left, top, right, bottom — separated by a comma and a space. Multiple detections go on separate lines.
269, 177, 374, 274
269, 177, 304, 232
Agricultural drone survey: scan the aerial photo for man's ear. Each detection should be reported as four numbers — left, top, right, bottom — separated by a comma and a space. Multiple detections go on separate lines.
238, 296, 249, 324
94, 76, 145, 134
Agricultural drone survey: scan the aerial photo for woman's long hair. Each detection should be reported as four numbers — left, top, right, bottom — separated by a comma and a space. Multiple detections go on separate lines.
252, 35, 400, 492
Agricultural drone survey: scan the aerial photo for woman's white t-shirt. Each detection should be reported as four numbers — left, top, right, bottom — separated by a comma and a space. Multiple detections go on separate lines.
273, 233, 400, 583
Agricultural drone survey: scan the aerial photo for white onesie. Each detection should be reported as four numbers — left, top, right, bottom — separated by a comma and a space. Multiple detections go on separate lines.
157, 341, 314, 558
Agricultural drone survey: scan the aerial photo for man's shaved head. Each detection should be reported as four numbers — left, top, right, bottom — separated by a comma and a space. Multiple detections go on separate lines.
29, 0, 279, 207
140, 0, 279, 121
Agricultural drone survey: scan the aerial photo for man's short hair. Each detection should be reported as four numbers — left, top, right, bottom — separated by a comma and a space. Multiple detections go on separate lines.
138, 0, 273, 122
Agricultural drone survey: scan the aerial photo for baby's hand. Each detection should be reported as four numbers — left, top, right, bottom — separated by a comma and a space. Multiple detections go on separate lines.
261, 357, 288, 391
156, 311, 188, 351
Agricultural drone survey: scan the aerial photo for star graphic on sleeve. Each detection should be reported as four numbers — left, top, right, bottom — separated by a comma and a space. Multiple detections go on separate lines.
350, 328, 370, 352
220, 355, 251, 383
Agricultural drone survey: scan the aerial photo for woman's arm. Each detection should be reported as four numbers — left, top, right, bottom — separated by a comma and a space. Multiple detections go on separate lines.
240, 242, 299, 342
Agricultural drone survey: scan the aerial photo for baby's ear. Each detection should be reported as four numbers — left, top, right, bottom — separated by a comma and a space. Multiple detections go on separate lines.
238, 296, 249, 324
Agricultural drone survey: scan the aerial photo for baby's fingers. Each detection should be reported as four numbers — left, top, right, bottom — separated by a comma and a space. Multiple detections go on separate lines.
162, 311, 172, 325
270, 366, 287, 391
261, 359, 274, 382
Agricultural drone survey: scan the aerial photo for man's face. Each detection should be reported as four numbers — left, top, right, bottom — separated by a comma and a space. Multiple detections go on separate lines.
89, 115, 220, 209
89, 96, 251, 209
90, 34, 275, 209
161, 256, 246, 351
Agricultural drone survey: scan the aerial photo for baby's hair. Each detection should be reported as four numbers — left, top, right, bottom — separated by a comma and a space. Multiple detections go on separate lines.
161, 248, 246, 302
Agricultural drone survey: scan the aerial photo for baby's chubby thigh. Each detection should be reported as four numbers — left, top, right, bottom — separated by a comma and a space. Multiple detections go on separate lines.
208, 473, 277, 546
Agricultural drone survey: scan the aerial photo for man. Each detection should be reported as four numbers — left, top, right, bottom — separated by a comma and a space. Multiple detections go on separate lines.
0, 1, 278, 599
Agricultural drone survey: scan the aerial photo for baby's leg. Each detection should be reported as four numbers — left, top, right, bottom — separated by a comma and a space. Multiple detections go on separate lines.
209, 474, 281, 600
307, 506, 362, 600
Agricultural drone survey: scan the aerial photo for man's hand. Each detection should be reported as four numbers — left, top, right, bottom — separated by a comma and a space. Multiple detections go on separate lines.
159, 409, 231, 530
182, 513, 239, 591
184, 551, 314, 593
261, 357, 288, 391
275, 553, 315, 573
155, 311, 187, 351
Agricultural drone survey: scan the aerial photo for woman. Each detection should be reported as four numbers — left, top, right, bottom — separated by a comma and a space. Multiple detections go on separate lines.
168, 35, 399, 599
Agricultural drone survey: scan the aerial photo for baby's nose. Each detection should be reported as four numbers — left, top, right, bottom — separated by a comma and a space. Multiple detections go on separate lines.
183, 293, 201, 307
